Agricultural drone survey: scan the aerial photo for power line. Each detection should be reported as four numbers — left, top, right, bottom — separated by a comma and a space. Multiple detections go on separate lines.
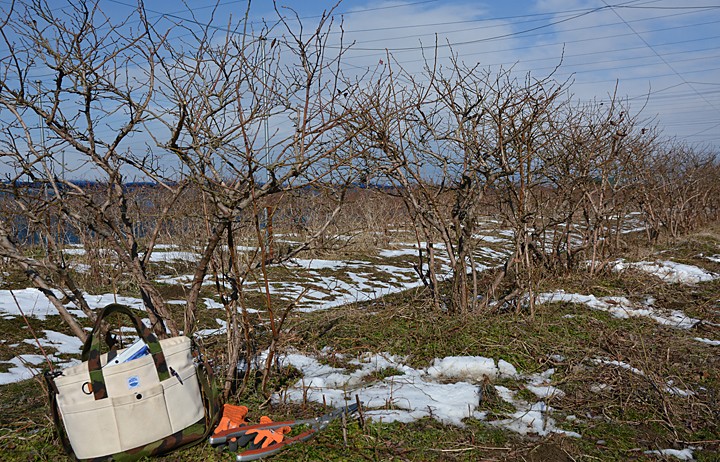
328, 3, 618, 51
327, 4, 634, 35
687, 123, 720, 137
568, 65, 720, 85
4, 0, 717, 146
516, 51, 720, 79
272, 0, 442, 21
115, 0, 649, 51
340, 6, 713, 47
458, 46, 720, 79
341, 16, 720, 63
600, 0, 719, 115
619, 4, 720, 9
106, 0, 442, 32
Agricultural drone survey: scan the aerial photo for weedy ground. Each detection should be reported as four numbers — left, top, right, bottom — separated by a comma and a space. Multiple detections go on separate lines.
1, 229, 719, 461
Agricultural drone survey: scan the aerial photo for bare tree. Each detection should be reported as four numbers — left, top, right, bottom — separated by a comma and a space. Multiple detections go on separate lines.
348, 55, 567, 314
0, 0, 360, 396
144, 2, 360, 395
0, 0, 180, 339
635, 141, 719, 243
536, 94, 655, 277
470, 68, 565, 313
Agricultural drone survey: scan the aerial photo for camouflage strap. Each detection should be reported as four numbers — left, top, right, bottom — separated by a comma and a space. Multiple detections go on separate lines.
82, 303, 170, 401
193, 339, 223, 437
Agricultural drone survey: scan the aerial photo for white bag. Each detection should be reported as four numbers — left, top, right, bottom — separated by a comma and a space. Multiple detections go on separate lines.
47, 304, 206, 460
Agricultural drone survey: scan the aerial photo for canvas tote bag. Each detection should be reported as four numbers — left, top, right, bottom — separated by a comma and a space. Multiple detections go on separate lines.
46, 303, 217, 461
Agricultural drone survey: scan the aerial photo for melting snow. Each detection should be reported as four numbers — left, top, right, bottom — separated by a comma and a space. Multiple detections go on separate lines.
193, 318, 227, 338
498, 359, 518, 378
526, 385, 566, 399
0, 355, 47, 385
694, 337, 720, 346
148, 251, 201, 262
82, 293, 145, 310
288, 258, 348, 271
146, 242, 510, 313
621, 226, 648, 234
644, 448, 696, 460
537, 291, 700, 329
473, 234, 508, 243
23, 330, 83, 355
427, 356, 500, 381
491, 401, 580, 438
294, 269, 424, 313
203, 298, 224, 309
0, 354, 79, 385
273, 352, 578, 436
0, 289, 67, 320
378, 248, 419, 258
592, 359, 694, 397
704, 254, 720, 264
68, 262, 92, 273
613, 260, 717, 284
62, 248, 87, 256
0, 289, 146, 320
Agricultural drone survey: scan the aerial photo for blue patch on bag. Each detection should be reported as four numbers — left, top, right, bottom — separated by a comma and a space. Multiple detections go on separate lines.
127, 376, 140, 389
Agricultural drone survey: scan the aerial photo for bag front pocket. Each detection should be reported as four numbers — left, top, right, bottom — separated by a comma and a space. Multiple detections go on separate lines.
163, 365, 205, 433
113, 383, 173, 450
58, 394, 122, 459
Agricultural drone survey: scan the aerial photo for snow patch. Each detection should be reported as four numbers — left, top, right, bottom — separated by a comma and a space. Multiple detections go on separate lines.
498, 359, 518, 378
273, 351, 577, 437
276, 352, 483, 426
148, 251, 200, 263
62, 248, 87, 256
0, 354, 80, 385
288, 258, 348, 271
23, 330, 83, 355
694, 337, 720, 346
537, 291, 701, 329
491, 401, 580, 438
203, 298, 224, 309
427, 356, 498, 381
613, 260, 717, 284
644, 448, 695, 461
0, 289, 64, 320
592, 359, 695, 397
82, 293, 145, 311
378, 248, 419, 258
526, 385, 566, 399
193, 318, 227, 338
473, 234, 507, 243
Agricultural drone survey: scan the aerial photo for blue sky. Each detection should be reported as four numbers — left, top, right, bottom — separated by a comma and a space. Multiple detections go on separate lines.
84, 0, 720, 148
2, 0, 719, 179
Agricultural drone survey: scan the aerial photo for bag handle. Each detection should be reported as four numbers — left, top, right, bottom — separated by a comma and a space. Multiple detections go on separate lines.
82, 303, 170, 400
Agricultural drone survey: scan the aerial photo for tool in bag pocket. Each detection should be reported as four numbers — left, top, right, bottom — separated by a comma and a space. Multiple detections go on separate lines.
45, 303, 220, 461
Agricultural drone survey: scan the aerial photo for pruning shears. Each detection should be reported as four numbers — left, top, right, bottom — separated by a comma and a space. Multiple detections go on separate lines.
209, 403, 359, 461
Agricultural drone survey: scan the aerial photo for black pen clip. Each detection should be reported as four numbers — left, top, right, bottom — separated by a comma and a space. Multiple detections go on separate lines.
170, 367, 184, 385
